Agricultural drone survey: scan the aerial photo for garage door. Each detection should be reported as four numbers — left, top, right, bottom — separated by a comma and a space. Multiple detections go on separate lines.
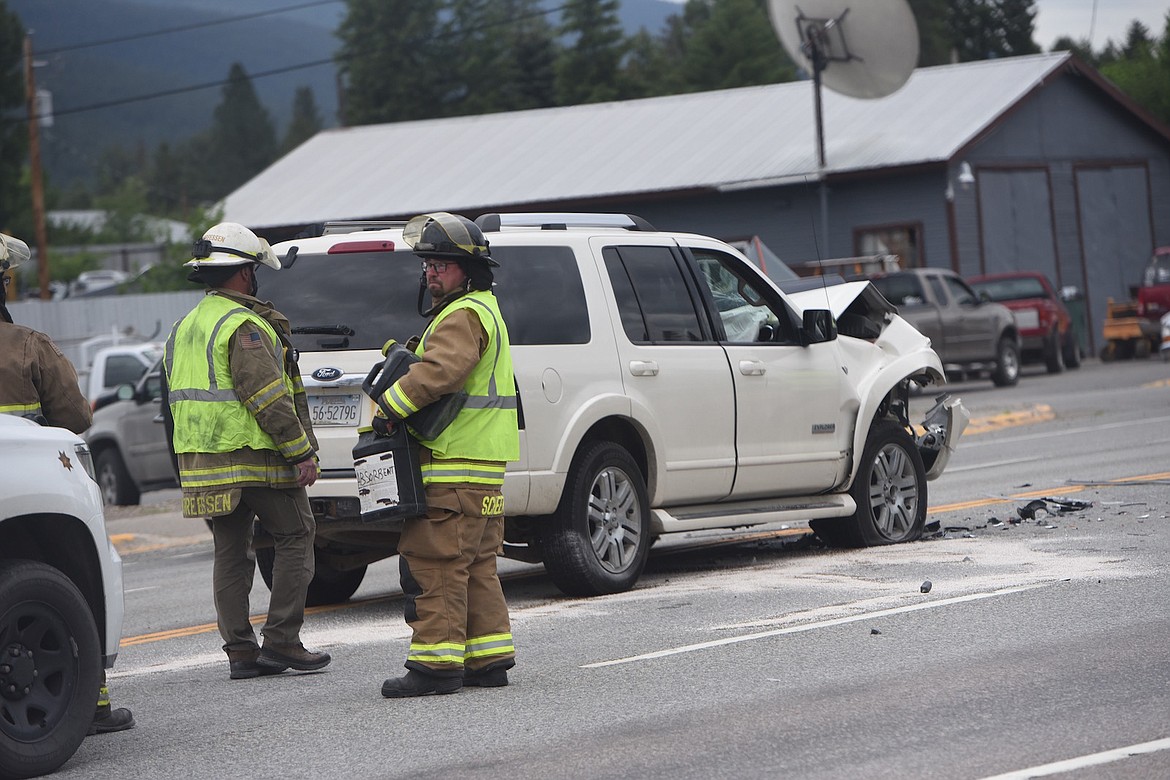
978, 169, 1058, 280
1076, 164, 1153, 354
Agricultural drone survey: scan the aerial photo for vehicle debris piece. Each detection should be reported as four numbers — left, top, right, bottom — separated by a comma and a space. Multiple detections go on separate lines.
1018, 496, 1093, 520
920, 580, 932, 593
870, 628, 882, 635
1040, 496, 1093, 513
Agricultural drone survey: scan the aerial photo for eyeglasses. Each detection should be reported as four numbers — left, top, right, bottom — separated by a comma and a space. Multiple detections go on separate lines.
421, 260, 451, 273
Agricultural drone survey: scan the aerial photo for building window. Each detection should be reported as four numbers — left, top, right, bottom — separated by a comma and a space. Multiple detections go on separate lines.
855, 224, 921, 268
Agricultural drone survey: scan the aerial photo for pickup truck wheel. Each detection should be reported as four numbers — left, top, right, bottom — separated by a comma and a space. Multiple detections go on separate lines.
540, 441, 650, 597
0, 560, 101, 780
1044, 330, 1065, 373
990, 337, 1021, 387
1063, 332, 1082, 369
94, 448, 140, 506
255, 546, 367, 606
815, 424, 926, 547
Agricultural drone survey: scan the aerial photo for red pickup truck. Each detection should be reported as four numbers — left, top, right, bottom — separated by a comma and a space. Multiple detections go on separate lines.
968, 271, 1081, 373
1137, 247, 1170, 322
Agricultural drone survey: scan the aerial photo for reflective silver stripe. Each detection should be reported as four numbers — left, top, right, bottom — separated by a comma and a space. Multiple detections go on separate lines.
465, 636, 513, 655
246, 379, 285, 414
463, 395, 517, 410
419, 294, 514, 411
167, 387, 238, 403
408, 646, 466, 661
206, 306, 257, 389
421, 465, 506, 481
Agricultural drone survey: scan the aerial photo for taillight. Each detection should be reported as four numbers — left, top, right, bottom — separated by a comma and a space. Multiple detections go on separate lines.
328, 240, 396, 254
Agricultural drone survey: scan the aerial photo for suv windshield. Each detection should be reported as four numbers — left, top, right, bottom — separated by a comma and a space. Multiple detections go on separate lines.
258, 243, 590, 352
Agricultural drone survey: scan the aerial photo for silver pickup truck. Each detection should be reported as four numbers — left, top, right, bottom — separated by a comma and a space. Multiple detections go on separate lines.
869, 267, 1022, 387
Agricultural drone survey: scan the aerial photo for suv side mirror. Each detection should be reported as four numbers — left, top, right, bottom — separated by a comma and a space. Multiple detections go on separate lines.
801, 309, 837, 345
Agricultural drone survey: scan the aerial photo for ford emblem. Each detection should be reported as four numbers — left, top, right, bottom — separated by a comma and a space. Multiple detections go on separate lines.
311, 367, 343, 382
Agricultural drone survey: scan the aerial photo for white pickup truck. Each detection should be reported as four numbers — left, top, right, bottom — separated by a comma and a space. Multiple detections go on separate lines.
79, 342, 164, 405
0, 415, 125, 778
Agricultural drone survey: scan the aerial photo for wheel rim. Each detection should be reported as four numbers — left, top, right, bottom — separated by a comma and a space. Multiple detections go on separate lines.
0, 602, 80, 741
867, 442, 920, 541
96, 462, 117, 505
586, 466, 643, 574
1003, 347, 1019, 380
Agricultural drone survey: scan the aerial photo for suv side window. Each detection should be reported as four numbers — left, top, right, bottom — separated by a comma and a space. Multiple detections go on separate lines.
491, 246, 589, 345
689, 248, 793, 344
604, 246, 708, 343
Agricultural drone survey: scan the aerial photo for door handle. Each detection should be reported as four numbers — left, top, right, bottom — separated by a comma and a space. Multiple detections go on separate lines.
739, 360, 766, 376
629, 360, 659, 377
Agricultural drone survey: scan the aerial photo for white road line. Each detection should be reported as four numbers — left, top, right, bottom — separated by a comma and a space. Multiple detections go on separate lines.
975, 737, 1170, 779
948, 456, 1042, 473
961, 414, 1170, 448
582, 584, 1048, 668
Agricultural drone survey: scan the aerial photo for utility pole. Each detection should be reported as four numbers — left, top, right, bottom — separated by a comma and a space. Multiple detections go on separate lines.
23, 33, 50, 300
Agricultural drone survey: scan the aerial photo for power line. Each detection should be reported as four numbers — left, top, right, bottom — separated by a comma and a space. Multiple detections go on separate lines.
38, 0, 344, 55
28, 1, 579, 123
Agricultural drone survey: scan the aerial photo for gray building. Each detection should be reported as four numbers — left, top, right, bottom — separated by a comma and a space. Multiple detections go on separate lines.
222, 52, 1170, 354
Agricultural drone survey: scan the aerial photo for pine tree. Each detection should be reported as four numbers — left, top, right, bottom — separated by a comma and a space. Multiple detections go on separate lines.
908, 0, 954, 65
0, 1, 27, 233
675, 0, 794, 91
336, 0, 446, 125
281, 87, 323, 156
204, 64, 277, 199
1102, 17, 1170, 127
555, 0, 627, 105
949, 0, 1040, 62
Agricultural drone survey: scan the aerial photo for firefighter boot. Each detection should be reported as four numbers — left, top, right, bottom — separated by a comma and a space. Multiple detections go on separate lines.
88, 685, 135, 736
463, 660, 513, 688
381, 669, 462, 698
258, 643, 332, 672
228, 648, 287, 680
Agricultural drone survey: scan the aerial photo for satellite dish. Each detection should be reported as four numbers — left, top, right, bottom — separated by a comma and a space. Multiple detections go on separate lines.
767, 0, 919, 100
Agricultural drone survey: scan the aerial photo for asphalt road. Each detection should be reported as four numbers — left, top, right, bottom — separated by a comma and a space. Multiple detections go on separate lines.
73, 357, 1170, 779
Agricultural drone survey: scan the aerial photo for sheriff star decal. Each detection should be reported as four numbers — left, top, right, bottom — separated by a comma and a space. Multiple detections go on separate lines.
58, 451, 73, 470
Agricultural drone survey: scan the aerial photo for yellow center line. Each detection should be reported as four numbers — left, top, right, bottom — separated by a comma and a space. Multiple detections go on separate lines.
115, 408, 1148, 648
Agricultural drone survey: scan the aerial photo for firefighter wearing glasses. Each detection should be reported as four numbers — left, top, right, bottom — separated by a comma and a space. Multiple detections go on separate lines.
377, 212, 520, 698
162, 222, 331, 680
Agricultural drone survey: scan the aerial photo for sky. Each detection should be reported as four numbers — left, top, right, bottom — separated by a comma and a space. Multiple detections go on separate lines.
1033, 0, 1170, 49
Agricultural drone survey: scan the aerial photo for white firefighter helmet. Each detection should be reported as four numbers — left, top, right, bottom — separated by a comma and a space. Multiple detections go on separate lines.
186, 222, 281, 270
0, 233, 31, 274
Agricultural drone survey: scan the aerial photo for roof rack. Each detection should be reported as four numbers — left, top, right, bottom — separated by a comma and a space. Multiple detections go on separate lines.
322, 220, 408, 236
475, 213, 656, 232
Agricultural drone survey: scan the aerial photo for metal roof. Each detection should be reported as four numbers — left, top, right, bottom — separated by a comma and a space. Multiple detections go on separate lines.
223, 53, 1077, 231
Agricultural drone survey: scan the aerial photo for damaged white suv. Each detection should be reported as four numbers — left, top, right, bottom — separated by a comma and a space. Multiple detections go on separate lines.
257, 213, 967, 601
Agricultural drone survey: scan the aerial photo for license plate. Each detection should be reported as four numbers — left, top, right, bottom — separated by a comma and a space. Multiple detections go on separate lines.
308, 393, 361, 426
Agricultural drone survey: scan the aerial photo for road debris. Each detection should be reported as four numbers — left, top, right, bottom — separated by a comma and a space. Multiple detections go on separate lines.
920, 580, 932, 593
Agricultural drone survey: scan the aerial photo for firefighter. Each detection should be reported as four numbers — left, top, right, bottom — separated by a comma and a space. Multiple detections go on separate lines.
162, 222, 330, 679
0, 232, 136, 736
377, 212, 520, 697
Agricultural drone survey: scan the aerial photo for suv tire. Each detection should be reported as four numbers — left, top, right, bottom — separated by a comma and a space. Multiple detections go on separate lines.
990, 337, 1021, 387
95, 448, 140, 506
0, 560, 102, 780
813, 423, 926, 547
540, 441, 650, 597
255, 546, 367, 606
1044, 329, 1065, 374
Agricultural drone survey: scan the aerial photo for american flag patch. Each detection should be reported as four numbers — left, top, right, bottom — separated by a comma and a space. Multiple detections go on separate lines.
242, 330, 264, 349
